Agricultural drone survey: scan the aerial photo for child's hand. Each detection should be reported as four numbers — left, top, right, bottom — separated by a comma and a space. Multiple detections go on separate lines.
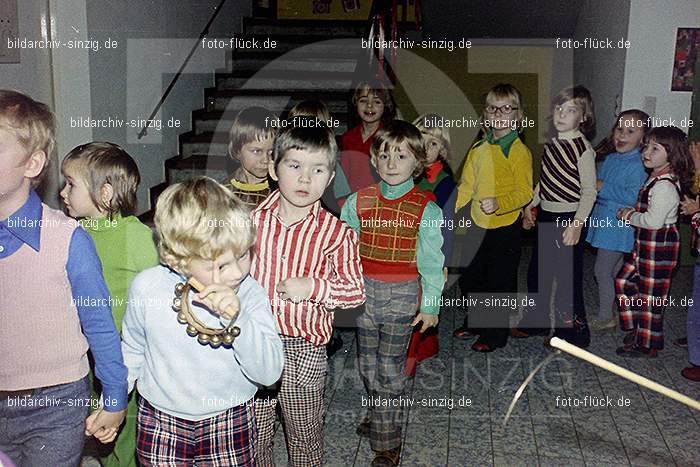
277, 278, 313, 303
522, 207, 535, 230
617, 207, 634, 221
85, 408, 126, 444
443, 267, 448, 284
194, 284, 240, 320
596, 179, 604, 192
411, 312, 439, 333
479, 197, 499, 214
681, 195, 700, 216
562, 223, 583, 246
689, 142, 700, 171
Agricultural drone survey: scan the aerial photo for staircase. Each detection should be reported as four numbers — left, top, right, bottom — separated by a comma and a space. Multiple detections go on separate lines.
143, 18, 375, 217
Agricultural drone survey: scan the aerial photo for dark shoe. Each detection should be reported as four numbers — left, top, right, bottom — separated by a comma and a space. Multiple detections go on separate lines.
555, 318, 590, 348
616, 345, 658, 358
453, 326, 476, 339
510, 328, 531, 338
681, 365, 700, 381
471, 339, 505, 353
372, 447, 401, 467
356, 416, 370, 437
623, 331, 636, 346
589, 318, 618, 332
674, 337, 688, 349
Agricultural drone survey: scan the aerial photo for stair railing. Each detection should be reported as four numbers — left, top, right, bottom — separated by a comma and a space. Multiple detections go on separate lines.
137, 0, 229, 139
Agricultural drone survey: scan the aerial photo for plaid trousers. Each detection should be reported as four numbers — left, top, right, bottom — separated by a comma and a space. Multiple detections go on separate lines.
357, 277, 419, 452
616, 225, 679, 350
254, 336, 327, 467
136, 397, 256, 466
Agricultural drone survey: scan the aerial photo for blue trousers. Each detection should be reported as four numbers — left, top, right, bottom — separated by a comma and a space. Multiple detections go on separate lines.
0, 376, 91, 467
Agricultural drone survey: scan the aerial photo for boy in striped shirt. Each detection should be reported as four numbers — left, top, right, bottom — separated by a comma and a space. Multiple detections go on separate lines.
251, 119, 366, 466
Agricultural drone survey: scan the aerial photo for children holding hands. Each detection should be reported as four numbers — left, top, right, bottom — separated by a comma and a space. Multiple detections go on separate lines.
341, 120, 444, 467
121, 177, 284, 465
0, 90, 128, 465
60, 142, 159, 466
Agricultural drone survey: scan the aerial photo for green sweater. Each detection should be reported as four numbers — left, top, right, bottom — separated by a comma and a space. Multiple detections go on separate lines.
82, 215, 159, 332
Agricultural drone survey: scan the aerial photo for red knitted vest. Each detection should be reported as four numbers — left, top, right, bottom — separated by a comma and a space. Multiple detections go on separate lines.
356, 184, 433, 281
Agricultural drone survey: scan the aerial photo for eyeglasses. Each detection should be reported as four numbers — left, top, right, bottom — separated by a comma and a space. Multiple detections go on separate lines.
485, 104, 518, 115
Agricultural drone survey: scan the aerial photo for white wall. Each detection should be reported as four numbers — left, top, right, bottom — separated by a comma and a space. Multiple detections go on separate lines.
0, 0, 52, 103
574, 0, 631, 145
622, 0, 699, 132
85, 0, 250, 213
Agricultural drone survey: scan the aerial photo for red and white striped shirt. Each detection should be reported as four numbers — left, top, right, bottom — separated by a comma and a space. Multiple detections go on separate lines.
251, 190, 366, 346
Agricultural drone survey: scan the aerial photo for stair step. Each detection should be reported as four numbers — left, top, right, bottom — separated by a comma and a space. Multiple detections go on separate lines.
243, 18, 368, 36
227, 48, 361, 69
216, 71, 356, 91
204, 88, 350, 113
230, 36, 363, 55
165, 154, 234, 185
192, 109, 349, 135
227, 56, 358, 73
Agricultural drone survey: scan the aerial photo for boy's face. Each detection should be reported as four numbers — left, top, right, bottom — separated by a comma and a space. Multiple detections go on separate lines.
270, 148, 334, 210
233, 136, 274, 181
424, 135, 443, 165
188, 249, 251, 292
60, 162, 102, 218
553, 99, 584, 133
374, 140, 418, 186
484, 97, 520, 138
0, 127, 45, 216
356, 91, 384, 126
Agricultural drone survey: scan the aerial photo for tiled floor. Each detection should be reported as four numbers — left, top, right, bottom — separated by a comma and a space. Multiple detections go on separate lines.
269, 247, 700, 466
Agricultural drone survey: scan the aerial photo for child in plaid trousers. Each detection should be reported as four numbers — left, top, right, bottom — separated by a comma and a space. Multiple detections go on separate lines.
616, 126, 694, 357
341, 120, 445, 467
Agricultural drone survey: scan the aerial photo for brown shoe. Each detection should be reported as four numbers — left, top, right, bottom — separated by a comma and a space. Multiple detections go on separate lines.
356, 416, 370, 437
681, 365, 700, 381
372, 447, 401, 467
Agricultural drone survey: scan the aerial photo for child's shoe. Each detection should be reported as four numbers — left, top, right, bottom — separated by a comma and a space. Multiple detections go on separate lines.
372, 446, 401, 467
356, 416, 371, 437
615, 345, 658, 358
674, 337, 688, 349
555, 318, 590, 348
681, 365, 700, 381
589, 318, 617, 332
453, 326, 476, 339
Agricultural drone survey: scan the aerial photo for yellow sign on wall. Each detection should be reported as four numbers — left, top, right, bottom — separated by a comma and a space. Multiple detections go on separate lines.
277, 0, 416, 21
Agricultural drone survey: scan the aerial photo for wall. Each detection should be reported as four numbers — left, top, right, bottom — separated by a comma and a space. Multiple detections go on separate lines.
85, 0, 250, 212
0, 0, 52, 103
573, 0, 631, 145
621, 0, 699, 132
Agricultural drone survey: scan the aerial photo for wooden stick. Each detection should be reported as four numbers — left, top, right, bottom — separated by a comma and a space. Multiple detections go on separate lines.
187, 277, 240, 320
549, 337, 700, 412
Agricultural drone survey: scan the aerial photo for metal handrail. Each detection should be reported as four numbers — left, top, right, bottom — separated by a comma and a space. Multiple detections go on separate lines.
137, 0, 229, 139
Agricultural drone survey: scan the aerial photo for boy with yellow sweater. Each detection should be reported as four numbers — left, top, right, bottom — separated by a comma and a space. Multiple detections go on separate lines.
453, 84, 533, 352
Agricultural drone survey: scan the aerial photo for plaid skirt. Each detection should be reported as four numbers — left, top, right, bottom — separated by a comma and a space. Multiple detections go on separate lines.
136, 397, 256, 466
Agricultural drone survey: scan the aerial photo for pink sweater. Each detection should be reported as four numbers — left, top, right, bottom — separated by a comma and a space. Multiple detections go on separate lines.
0, 206, 89, 390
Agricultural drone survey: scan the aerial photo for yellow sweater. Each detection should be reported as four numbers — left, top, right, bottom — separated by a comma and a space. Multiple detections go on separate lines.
456, 136, 533, 229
